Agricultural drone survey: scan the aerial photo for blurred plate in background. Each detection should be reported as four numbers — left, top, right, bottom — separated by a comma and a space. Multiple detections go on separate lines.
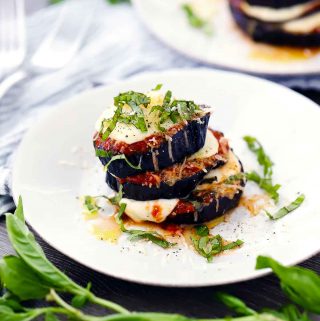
132, 0, 320, 75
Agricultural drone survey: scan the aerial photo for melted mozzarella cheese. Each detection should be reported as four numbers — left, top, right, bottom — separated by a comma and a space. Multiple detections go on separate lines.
282, 12, 320, 33
204, 151, 241, 182
120, 198, 179, 223
240, 0, 320, 22
188, 130, 219, 160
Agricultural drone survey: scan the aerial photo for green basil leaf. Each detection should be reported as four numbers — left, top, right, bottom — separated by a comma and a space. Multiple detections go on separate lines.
195, 225, 209, 237
5, 213, 83, 294
222, 240, 244, 251
216, 292, 256, 316
224, 173, 246, 184
245, 171, 281, 203
256, 256, 320, 313
127, 230, 175, 249
243, 136, 274, 178
266, 194, 305, 220
0, 256, 50, 300
95, 149, 112, 158
104, 154, 141, 171
108, 185, 123, 206
152, 84, 163, 91
14, 197, 24, 224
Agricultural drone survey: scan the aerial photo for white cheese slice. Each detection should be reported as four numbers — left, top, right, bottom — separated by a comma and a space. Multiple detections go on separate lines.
120, 198, 179, 223
204, 151, 241, 182
188, 130, 219, 160
240, 0, 320, 22
282, 12, 320, 33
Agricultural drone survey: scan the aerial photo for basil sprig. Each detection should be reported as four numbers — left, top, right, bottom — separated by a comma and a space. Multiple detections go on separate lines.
192, 225, 243, 262
104, 154, 141, 171
266, 194, 305, 220
243, 136, 281, 203
1, 197, 320, 319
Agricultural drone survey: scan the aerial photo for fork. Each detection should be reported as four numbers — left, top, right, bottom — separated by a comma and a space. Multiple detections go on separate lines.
0, 0, 95, 100
0, 0, 26, 78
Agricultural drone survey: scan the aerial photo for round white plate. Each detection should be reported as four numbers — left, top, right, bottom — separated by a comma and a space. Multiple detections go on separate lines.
132, 0, 320, 75
12, 69, 320, 287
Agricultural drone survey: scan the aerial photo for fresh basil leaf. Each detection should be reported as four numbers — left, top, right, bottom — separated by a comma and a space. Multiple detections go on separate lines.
222, 240, 244, 251
104, 154, 141, 171
102, 105, 123, 140
95, 149, 112, 158
192, 235, 223, 262
256, 256, 320, 313
245, 171, 280, 203
127, 230, 175, 249
216, 292, 256, 316
0, 294, 25, 312
266, 194, 305, 220
243, 136, 274, 178
107, 0, 130, 4
0, 256, 50, 300
82, 196, 101, 217
152, 84, 163, 91
5, 213, 83, 294
181, 4, 212, 35
71, 282, 91, 308
277, 304, 312, 321
14, 197, 24, 223
195, 225, 209, 237
108, 185, 123, 206
115, 203, 127, 232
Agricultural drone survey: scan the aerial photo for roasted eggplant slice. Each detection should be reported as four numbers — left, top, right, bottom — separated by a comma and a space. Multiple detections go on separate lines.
96, 113, 210, 178
106, 130, 229, 200
229, 0, 320, 47
119, 151, 245, 224
246, 0, 312, 8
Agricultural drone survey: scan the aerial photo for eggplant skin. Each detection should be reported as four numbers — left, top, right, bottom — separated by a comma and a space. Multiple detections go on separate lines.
107, 170, 207, 200
167, 189, 244, 224
246, 0, 311, 8
99, 113, 210, 178
229, 0, 320, 47
106, 157, 226, 200
167, 155, 245, 224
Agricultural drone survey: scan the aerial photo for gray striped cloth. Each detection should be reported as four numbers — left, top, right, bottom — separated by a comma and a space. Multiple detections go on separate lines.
0, 0, 319, 215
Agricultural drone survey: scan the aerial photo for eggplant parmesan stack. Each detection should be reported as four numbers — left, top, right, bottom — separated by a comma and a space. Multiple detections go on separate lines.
229, 0, 320, 47
94, 88, 246, 225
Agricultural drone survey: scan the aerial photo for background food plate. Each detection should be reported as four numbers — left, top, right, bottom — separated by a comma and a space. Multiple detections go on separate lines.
132, 0, 320, 75
12, 69, 320, 287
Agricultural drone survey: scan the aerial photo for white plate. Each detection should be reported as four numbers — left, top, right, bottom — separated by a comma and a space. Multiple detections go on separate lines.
12, 69, 320, 287
132, 0, 320, 75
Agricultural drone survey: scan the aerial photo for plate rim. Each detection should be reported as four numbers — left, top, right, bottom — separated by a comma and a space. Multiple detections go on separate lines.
132, 0, 320, 77
11, 68, 320, 287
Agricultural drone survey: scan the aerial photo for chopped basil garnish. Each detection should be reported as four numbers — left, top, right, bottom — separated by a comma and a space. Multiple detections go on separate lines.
182, 4, 213, 35
127, 230, 174, 249
195, 225, 209, 237
192, 234, 243, 263
108, 185, 123, 206
151, 90, 201, 132
243, 136, 273, 178
104, 154, 141, 171
95, 149, 112, 158
224, 173, 246, 184
243, 136, 281, 203
152, 83, 163, 91
266, 194, 305, 220
82, 196, 100, 216
115, 203, 175, 249
245, 171, 281, 203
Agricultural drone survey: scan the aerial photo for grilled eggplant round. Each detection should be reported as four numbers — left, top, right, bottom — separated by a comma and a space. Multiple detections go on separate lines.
246, 0, 311, 8
95, 113, 210, 178
106, 130, 229, 200
229, 0, 320, 47
167, 151, 245, 224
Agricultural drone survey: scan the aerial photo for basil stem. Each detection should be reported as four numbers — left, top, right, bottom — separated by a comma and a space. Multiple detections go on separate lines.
266, 194, 305, 220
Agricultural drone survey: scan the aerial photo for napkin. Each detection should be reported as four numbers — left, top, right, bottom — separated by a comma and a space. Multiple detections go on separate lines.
0, 0, 319, 214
